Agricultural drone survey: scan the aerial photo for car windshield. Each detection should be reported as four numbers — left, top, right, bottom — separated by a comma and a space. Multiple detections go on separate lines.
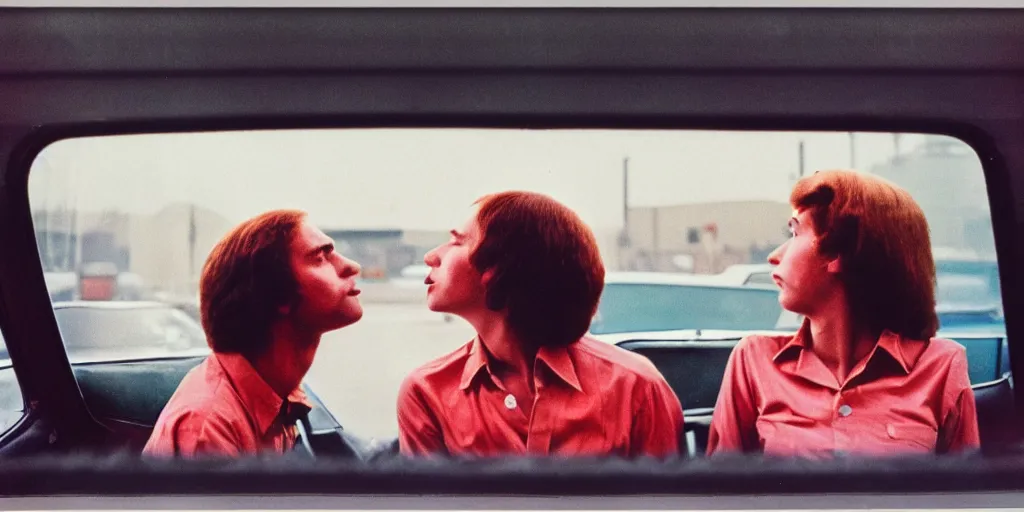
590, 283, 784, 335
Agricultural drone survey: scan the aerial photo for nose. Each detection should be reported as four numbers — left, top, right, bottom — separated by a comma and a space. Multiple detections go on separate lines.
337, 255, 361, 278
767, 240, 786, 266
424, 246, 441, 268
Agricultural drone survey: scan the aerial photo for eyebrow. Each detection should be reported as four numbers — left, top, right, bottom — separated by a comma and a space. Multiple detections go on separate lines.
307, 242, 334, 257
450, 229, 466, 240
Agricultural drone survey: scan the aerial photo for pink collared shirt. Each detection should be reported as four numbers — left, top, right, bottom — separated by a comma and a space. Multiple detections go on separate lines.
397, 336, 685, 458
143, 352, 312, 458
707, 321, 980, 458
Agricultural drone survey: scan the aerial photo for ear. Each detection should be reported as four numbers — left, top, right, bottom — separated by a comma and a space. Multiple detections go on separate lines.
480, 267, 506, 311
481, 267, 495, 288
825, 256, 842, 274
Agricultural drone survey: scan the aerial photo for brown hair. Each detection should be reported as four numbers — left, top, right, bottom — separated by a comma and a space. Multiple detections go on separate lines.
791, 170, 938, 339
200, 209, 307, 357
470, 191, 605, 349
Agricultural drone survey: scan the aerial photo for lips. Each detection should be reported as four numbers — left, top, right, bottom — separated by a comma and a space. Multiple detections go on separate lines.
347, 287, 361, 297
771, 273, 783, 287
424, 276, 435, 286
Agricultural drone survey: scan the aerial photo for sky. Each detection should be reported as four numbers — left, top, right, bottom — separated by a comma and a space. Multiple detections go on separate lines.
29, 128, 936, 232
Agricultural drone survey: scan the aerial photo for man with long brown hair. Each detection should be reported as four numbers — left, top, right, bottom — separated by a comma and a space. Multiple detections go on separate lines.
144, 209, 364, 458
397, 191, 685, 458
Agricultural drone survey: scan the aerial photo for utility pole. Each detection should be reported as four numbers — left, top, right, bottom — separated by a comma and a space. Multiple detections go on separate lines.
849, 132, 857, 168
622, 157, 629, 228
617, 157, 631, 271
188, 203, 197, 281
798, 140, 806, 178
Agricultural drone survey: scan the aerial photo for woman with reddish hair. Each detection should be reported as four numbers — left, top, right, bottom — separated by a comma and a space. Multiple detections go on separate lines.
707, 170, 980, 458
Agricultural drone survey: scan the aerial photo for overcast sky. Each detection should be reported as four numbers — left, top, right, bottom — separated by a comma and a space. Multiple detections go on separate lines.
30, 129, 934, 232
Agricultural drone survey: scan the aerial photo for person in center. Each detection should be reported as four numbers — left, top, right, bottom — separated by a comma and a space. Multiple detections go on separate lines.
706, 170, 980, 458
397, 191, 685, 458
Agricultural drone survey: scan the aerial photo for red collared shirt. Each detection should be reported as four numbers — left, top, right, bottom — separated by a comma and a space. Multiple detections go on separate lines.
143, 352, 312, 458
707, 321, 980, 458
397, 336, 685, 458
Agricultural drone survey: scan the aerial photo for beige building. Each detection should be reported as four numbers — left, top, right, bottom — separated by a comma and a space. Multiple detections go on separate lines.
622, 200, 791, 274
33, 203, 234, 297
126, 203, 235, 295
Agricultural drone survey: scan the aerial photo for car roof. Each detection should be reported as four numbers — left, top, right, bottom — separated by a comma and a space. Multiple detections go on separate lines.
51, 300, 175, 310
603, 271, 773, 288
590, 328, 798, 345
714, 264, 775, 283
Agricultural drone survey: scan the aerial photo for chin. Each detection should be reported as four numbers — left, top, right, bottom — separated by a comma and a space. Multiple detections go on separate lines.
425, 298, 447, 313
778, 296, 809, 317
332, 306, 363, 330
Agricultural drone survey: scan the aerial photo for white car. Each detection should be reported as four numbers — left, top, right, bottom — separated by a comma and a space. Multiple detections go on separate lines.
588, 271, 796, 345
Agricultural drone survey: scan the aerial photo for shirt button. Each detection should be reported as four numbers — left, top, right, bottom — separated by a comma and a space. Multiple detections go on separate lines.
504, 394, 517, 410
838, 404, 853, 417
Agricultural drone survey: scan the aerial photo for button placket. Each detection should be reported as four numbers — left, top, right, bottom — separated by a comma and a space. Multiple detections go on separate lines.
832, 389, 851, 452
525, 375, 553, 455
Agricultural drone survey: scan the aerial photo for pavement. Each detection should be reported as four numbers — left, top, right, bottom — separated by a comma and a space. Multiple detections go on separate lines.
304, 291, 475, 441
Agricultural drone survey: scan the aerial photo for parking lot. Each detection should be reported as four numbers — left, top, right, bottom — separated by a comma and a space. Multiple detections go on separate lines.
305, 289, 475, 441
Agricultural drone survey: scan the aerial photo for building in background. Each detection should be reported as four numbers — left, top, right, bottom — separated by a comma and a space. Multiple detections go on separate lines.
621, 200, 792, 274
867, 135, 994, 257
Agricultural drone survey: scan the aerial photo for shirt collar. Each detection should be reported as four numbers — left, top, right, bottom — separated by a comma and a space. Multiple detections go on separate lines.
772, 318, 812, 363
773, 318, 927, 375
213, 352, 313, 435
458, 336, 583, 392
459, 337, 491, 391
873, 329, 928, 374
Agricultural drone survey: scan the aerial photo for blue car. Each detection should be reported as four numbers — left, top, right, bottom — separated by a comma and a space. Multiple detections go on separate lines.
591, 258, 1009, 386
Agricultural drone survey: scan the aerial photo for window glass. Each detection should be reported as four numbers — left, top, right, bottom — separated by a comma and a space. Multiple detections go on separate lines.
28, 130, 998, 442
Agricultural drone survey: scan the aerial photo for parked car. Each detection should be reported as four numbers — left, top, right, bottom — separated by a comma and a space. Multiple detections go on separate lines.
0, 301, 210, 363
589, 271, 787, 336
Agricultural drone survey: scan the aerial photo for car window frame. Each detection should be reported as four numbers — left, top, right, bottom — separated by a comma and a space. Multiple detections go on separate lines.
1, 6, 1024, 501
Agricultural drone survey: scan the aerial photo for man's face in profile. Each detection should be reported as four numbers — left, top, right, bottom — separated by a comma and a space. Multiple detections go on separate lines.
285, 220, 364, 334
423, 208, 487, 317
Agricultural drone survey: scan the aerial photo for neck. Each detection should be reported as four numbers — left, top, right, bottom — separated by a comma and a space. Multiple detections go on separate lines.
465, 310, 535, 378
806, 294, 876, 383
249, 320, 320, 399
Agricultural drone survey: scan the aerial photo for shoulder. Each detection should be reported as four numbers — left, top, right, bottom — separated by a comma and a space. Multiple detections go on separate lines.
917, 336, 971, 379
145, 375, 245, 457
399, 339, 475, 397
924, 336, 969, 358
157, 361, 242, 434
573, 336, 666, 382
737, 331, 793, 355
